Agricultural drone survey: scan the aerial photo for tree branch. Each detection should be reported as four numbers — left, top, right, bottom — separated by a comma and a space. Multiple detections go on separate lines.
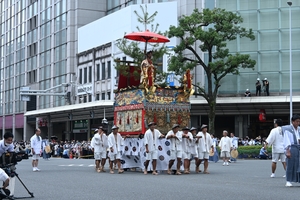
186, 46, 207, 70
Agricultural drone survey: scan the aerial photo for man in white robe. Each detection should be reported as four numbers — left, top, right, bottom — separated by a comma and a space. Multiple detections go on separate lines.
108, 125, 128, 174
91, 126, 108, 173
265, 119, 286, 178
143, 122, 164, 175
195, 124, 213, 174
30, 128, 42, 172
189, 127, 199, 172
219, 130, 232, 166
283, 114, 300, 187
166, 124, 183, 175
181, 127, 193, 174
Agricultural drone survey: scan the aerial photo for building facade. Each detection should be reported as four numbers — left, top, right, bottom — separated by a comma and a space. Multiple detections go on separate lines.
217, 0, 300, 95
0, 0, 107, 140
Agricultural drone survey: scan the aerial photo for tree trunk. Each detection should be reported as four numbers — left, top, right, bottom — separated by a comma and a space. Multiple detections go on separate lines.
208, 99, 216, 135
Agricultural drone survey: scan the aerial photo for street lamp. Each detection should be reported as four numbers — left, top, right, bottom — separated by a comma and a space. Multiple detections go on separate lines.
287, 1, 292, 119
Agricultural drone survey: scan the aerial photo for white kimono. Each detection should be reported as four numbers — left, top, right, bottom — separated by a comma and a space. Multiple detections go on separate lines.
166, 130, 183, 151
182, 132, 193, 153
219, 136, 232, 152
108, 132, 124, 154
196, 132, 213, 153
266, 127, 284, 153
91, 133, 108, 153
144, 129, 162, 152
30, 134, 42, 154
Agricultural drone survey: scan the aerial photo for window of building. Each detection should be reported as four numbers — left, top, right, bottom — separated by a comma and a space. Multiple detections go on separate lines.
101, 62, 105, 80
27, 69, 37, 84
40, 21, 51, 38
96, 93, 100, 100
88, 66, 92, 83
96, 64, 100, 81
55, 13, 67, 31
84, 67, 87, 83
79, 69, 82, 84
101, 92, 105, 100
107, 92, 111, 100
155, 56, 163, 72
55, 29, 67, 46
41, 0, 51, 10
83, 95, 87, 103
28, 15, 37, 30
107, 61, 111, 79
54, 60, 66, 76
41, 7, 51, 24
88, 94, 92, 102
40, 36, 51, 52
54, 44, 66, 61
55, 0, 67, 17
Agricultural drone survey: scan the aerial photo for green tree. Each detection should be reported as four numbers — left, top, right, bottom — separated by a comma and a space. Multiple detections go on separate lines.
168, 8, 256, 134
116, 5, 169, 84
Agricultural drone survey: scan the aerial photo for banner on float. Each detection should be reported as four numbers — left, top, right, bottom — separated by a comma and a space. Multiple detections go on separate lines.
120, 138, 183, 171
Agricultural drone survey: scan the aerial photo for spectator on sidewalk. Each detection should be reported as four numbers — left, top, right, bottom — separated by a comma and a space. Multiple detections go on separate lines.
259, 146, 268, 159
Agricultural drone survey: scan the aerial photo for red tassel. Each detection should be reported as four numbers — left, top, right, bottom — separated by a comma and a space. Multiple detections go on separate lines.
127, 114, 130, 124
119, 115, 122, 125
136, 112, 139, 123
153, 113, 157, 123
186, 69, 191, 89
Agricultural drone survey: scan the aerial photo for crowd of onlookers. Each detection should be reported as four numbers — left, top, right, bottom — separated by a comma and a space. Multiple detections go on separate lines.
13, 140, 94, 159
237, 136, 266, 146
11, 134, 266, 160
212, 135, 266, 147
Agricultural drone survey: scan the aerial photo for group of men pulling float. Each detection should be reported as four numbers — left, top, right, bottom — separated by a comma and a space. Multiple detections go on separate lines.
91, 122, 214, 175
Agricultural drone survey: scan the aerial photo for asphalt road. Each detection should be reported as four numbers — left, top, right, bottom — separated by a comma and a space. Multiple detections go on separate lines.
9, 157, 300, 200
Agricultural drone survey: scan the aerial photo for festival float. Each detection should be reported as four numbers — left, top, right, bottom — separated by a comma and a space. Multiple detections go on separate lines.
114, 30, 194, 136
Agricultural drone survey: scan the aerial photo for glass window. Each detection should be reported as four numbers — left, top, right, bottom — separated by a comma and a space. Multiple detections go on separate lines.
217, 0, 237, 11
101, 92, 105, 100
55, 13, 67, 31
84, 67, 87, 83
55, 0, 66, 17
240, 32, 258, 52
240, 11, 258, 30
260, 0, 278, 9
55, 29, 66, 45
205, 0, 215, 9
55, 44, 66, 61
88, 66, 92, 83
107, 61, 111, 79
54, 60, 66, 76
259, 31, 279, 51
79, 69, 82, 84
101, 62, 105, 80
260, 52, 279, 72
96, 64, 100, 81
260, 10, 279, 30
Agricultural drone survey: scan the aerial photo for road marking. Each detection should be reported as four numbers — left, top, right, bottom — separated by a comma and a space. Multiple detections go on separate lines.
58, 164, 95, 167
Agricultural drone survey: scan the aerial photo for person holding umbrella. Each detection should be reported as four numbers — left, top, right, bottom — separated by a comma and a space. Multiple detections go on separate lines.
124, 30, 170, 91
